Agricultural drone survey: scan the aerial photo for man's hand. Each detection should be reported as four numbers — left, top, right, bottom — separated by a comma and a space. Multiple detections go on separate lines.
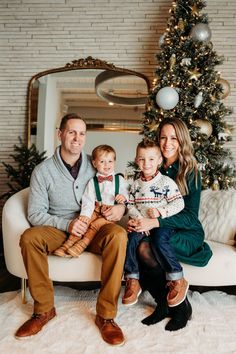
68, 217, 89, 237
102, 204, 125, 222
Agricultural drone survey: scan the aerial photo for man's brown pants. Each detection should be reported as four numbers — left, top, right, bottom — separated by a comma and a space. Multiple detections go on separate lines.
20, 223, 127, 319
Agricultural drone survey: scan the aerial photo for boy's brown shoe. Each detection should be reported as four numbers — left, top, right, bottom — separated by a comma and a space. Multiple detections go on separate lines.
122, 278, 142, 306
167, 278, 189, 307
15, 307, 56, 339
54, 235, 78, 257
95, 315, 125, 346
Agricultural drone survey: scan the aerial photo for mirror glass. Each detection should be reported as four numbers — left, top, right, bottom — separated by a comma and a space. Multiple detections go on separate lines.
28, 57, 150, 174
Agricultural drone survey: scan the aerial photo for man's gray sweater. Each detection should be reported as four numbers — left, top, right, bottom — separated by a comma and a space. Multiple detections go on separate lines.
28, 146, 95, 232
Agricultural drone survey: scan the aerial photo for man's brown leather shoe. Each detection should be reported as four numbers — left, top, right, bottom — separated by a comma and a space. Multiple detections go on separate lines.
15, 307, 56, 339
95, 315, 125, 346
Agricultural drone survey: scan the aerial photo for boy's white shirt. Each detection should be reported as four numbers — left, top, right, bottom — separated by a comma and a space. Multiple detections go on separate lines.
80, 172, 129, 218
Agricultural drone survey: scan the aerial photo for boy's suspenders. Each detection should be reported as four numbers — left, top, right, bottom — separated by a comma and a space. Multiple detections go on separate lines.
93, 174, 120, 204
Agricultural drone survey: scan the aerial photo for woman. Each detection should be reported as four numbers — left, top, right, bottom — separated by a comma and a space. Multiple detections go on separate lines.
128, 118, 212, 331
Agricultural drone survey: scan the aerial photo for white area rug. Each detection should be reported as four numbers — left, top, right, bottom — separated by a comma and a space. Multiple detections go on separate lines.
0, 286, 235, 354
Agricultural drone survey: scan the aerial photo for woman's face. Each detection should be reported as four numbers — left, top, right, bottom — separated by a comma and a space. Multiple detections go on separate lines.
159, 124, 180, 164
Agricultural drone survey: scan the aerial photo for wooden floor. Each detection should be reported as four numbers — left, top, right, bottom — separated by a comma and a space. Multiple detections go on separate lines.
0, 254, 235, 295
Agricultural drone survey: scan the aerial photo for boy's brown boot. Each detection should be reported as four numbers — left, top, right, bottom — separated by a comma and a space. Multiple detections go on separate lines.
66, 237, 90, 257
167, 278, 189, 307
122, 278, 142, 306
53, 235, 79, 257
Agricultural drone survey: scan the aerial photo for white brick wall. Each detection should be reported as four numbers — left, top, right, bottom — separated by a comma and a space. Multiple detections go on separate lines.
0, 0, 236, 223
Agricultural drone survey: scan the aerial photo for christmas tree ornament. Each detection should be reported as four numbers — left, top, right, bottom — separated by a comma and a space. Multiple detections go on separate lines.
194, 91, 203, 108
159, 34, 165, 47
169, 53, 176, 70
180, 57, 191, 66
188, 67, 202, 80
218, 128, 231, 141
194, 119, 213, 137
190, 23, 212, 43
212, 179, 220, 191
178, 18, 185, 30
198, 162, 206, 171
147, 122, 159, 132
190, 4, 200, 16
217, 78, 230, 99
156, 86, 179, 110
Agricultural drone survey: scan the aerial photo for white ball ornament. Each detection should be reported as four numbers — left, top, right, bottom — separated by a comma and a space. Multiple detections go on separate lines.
190, 23, 212, 42
156, 87, 179, 110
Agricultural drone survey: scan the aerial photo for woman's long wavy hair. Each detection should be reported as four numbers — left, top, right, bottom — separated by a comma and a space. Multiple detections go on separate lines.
156, 118, 198, 195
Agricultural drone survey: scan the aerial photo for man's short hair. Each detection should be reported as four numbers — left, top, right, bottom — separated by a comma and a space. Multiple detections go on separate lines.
59, 113, 85, 131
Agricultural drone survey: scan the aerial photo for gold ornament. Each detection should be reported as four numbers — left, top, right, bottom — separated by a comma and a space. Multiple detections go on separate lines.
178, 18, 185, 31
169, 54, 176, 70
212, 179, 220, 191
147, 122, 159, 132
194, 119, 213, 138
217, 78, 230, 99
188, 67, 202, 80
190, 4, 199, 16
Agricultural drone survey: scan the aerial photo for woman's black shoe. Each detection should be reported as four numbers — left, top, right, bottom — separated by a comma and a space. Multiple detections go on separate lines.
165, 297, 192, 331
141, 305, 169, 326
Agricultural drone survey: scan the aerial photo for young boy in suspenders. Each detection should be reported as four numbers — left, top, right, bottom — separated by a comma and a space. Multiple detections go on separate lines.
54, 144, 129, 257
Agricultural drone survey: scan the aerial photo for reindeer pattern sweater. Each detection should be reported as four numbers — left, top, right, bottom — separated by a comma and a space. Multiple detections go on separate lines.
128, 171, 184, 219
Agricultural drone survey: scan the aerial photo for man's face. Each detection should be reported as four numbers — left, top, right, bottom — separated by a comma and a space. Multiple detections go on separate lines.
58, 119, 86, 158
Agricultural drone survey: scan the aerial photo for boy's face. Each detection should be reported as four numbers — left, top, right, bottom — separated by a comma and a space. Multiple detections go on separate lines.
136, 147, 162, 178
92, 151, 115, 176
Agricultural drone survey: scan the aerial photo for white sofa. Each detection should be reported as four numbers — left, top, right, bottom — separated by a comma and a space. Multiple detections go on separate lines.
2, 188, 236, 301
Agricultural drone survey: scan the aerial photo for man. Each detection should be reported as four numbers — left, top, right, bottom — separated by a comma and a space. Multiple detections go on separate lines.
15, 113, 127, 346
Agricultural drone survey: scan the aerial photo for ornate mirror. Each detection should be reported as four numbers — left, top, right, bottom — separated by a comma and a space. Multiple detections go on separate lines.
27, 56, 150, 173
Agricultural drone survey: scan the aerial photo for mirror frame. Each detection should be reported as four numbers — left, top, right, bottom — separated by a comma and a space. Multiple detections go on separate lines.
27, 56, 151, 147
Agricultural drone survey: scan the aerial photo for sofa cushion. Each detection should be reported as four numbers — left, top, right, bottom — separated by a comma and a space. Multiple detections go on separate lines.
199, 189, 236, 246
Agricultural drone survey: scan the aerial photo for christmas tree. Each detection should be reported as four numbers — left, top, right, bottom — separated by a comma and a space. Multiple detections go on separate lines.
0, 137, 47, 200
142, 0, 236, 190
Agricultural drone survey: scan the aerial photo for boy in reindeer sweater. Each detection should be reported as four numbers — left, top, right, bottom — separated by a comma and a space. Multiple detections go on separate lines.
122, 139, 188, 309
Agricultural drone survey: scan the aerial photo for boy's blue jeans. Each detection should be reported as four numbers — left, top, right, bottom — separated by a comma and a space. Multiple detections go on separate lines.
124, 228, 183, 281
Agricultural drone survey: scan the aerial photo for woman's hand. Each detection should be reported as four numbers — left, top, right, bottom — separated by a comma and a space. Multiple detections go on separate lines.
134, 217, 159, 233
102, 204, 125, 222
127, 218, 138, 232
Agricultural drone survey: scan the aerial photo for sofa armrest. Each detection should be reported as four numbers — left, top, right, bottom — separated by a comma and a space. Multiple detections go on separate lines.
199, 189, 236, 246
2, 188, 30, 278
